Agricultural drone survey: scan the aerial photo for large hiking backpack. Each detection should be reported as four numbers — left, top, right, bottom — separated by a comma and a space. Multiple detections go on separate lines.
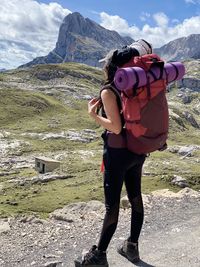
114, 53, 169, 154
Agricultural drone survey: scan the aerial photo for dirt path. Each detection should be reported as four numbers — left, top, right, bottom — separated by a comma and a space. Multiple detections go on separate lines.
0, 189, 200, 267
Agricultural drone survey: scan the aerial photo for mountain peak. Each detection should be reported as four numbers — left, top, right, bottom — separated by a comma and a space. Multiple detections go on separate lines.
155, 34, 200, 61
63, 12, 84, 22
62, 12, 86, 34
19, 12, 133, 68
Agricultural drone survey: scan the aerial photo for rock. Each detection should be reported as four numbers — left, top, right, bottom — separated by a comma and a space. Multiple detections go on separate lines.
21, 129, 97, 143
50, 201, 105, 222
5, 200, 18, 206
177, 93, 192, 104
83, 200, 104, 212
120, 196, 131, 209
183, 111, 199, 128
82, 129, 96, 135
0, 131, 11, 138
151, 189, 178, 198
120, 194, 151, 209
34, 70, 65, 81
177, 78, 200, 92
0, 183, 4, 195
178, 145, 199, 156
43, 261, 62, 267
178, 146, 193, 156
182, 95, 192, 104
0, 139, 28, 157
193, 102, 200, 115
0, 220, 10, 234
19, 215, 39, 223
171, 175, 189, 188
9, 174, 73, 186
30, 174, 72, 185
151, 188, 200, 198
177, 187, 200, 198
83, 95, 92, 100
168, 145, 200, 157
50, 202, 87, 222
168, 145, 181, 153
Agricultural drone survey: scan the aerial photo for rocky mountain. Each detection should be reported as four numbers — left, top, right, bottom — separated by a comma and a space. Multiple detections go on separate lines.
20, 12, 133, 68
20, 12, 200, 68
0, 69, 6, 72
154, 34, 200, 62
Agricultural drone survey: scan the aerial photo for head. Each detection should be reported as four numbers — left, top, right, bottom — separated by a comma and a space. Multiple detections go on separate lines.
99, 49, 119, 84
99, 39, 152, 84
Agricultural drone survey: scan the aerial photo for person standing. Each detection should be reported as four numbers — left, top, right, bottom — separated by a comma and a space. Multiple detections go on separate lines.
75, 40, 152, 267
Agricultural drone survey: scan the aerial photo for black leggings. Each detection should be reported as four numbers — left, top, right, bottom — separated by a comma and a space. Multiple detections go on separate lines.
98, 145, 145, 252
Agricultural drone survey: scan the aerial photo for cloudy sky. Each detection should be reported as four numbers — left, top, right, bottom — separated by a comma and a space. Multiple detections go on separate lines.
0, 0, 200, 69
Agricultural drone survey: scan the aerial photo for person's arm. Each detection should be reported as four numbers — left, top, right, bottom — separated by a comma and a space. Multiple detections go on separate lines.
88, 89, 122, 134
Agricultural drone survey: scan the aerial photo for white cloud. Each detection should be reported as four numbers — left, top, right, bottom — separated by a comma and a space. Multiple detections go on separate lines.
153, 12, 169, 27
1, 2, 200, 69
140, 12, 151, 22
100, 12, 200, 48
185, 0, 195, 3
171, 19, 180, 25
185, 0, 200, 5
100, 12, 140, 37
0, 0, 71, 69
185, 0, 200, 4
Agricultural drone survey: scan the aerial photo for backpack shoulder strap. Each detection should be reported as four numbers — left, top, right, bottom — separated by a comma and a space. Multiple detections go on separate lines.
100, 84, 124, 128
100, 83, 122, 110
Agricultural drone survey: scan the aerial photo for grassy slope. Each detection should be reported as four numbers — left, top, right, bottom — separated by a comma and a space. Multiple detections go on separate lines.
0, 62, 199, 218
0, 88, 97, 132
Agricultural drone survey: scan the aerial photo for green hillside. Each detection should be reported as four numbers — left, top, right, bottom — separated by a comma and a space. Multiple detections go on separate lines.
0, 62, 103, 134
0, 61, 199, 218
0, 88, 97, 132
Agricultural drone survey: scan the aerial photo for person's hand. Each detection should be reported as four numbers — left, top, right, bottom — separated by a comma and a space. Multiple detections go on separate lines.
88, 98, 102, 118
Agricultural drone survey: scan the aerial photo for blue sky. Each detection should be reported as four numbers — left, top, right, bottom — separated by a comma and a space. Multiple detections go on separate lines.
0, 0, 200, 69
39, 0, 200, 28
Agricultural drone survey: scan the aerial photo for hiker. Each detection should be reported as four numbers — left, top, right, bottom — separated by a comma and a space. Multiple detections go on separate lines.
75, 40, 153, 267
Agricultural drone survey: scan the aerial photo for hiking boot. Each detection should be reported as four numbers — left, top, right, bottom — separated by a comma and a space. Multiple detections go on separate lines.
74, 245, 109, 267
117, 240, 140, 263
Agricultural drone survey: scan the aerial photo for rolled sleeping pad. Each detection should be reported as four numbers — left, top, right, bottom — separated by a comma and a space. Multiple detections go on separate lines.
164, 62, 185, 83
114, 67, 147, 91
114, 62, 185, 91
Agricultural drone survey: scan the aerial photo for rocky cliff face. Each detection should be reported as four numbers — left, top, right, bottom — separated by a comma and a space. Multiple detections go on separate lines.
177, 77, 200, 92
19, 13, 200, 69
154, 34, 200, 62
170, 60, 200, 92
20, 12, 133, 68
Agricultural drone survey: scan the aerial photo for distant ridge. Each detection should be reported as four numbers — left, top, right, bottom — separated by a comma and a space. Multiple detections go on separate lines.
0, 68, 7, 72
154, 34, 200, 61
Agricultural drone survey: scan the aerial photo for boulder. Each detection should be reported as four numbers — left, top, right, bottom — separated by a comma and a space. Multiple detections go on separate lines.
0, 220, 10, 234
183, 111, 199, 128
171, 175, 189, 188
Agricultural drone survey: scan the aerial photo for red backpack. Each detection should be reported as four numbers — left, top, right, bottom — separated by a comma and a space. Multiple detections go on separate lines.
115, 53, 169, 154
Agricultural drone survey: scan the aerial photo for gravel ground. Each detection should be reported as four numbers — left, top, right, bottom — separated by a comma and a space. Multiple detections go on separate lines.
0, 189, 200, 267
